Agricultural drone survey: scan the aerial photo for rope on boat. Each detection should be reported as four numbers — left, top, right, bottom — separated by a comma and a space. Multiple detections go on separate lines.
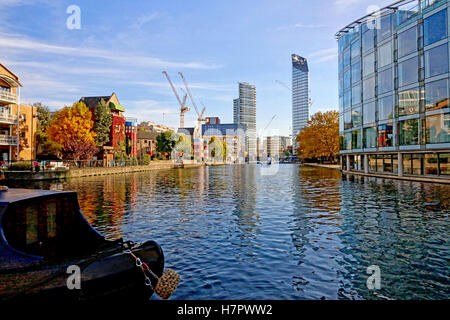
124, 248, 180, 299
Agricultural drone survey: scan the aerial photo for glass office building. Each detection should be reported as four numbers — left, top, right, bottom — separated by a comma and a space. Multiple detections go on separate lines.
337, 0, 450, 179
233, 82, 257, 162
292, 54, 310, 141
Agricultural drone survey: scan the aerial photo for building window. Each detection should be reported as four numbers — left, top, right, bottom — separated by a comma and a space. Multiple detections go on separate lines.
343, 49, 351, 68
352, 107, 361, 127
378, 123, 393, 147
425, 113, 450, 144
403, 154, 424, 175
344, 90, 351, 109
398, 87, 421, 116
363, 53, 375, 77
352, 130, 361, 149
440, 153, 450, 175
425, 43, 449, 78
424, 9, 447, 46
378, 42, 393, 68
383, 154, 394, 173
376, 154, 384, 173
343, 69, 351, 90
398, 56, 418, 87
425, 78, 449, 111
363, 76, 375, 101
363, 101, 376, 124
378, 68, 393, 95
397, 26, 417, 58
363, 127, 377, 148
368, 155, 377, 172
351, 62, 361, 85
352, 85, 361, 106
378, 95, 394, 120
362, 28, 375, 53
377, 14, 392, 42
399, 119, 419, 145
344, 110, 352, 129
425, 153, 439, 175
344, 132, 352, 150
351, 39, 360, 60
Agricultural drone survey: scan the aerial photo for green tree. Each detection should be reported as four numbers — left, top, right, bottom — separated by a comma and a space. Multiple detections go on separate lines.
93, 99, 112, 147
156, 131, 177, 159
34, 102, 61, 157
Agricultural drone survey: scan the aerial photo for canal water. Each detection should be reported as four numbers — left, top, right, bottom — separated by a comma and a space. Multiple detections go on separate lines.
8, 165, 449, 300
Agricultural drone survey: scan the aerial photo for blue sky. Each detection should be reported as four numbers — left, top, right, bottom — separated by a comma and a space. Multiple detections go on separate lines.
0, 0, 394, 136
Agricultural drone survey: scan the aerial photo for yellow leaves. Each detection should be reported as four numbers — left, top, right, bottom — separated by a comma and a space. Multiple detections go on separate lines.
47, 101, 96, 146
297, 110, 339, 160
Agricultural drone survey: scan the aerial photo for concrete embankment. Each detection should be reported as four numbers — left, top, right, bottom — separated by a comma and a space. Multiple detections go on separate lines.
3, 161, 204, 181
303, 163, 450, 185
303, 163, 341, 171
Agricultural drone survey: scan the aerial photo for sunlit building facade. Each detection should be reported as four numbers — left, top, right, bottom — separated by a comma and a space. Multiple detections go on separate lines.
337, 0, 450, 179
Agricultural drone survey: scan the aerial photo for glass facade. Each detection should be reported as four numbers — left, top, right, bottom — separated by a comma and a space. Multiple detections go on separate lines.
338, 0, 450, 179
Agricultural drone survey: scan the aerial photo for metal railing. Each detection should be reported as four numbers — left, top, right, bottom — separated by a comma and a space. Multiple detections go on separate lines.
0, 135, 18, 146
0, 90, 17, 104
0, 113, 18, 124
2, 159, 172, 172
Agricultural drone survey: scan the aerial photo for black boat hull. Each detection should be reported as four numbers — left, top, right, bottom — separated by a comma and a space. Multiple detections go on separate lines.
0, 240, 164, 303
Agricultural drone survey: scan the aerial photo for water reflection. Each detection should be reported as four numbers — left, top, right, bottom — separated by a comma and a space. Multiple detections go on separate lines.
5, 165, 449, 300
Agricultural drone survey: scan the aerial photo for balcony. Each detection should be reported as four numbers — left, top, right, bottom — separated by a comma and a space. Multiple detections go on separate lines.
0, 89, 18, 105
0, 112, 18, 124
0, 134, 18, 146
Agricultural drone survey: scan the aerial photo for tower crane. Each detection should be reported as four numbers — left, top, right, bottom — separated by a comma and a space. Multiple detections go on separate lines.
178, 72, 206, 129
162, 71, 190, 128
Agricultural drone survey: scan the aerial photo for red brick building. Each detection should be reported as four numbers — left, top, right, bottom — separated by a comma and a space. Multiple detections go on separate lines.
80, 93, 126, 163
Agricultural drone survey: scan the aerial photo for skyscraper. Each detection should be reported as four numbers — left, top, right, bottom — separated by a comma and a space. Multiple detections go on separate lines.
292, 54, 310, 145
233, 82, 257, 162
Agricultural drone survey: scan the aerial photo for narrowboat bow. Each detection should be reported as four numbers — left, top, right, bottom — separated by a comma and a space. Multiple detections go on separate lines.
0, 188, 179, 302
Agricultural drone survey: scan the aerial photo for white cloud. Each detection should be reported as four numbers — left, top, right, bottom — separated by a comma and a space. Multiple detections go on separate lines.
0, 34, 221, 70
307, 47, 338, 63
132, 12, 158, 29
276, 23, 327, 31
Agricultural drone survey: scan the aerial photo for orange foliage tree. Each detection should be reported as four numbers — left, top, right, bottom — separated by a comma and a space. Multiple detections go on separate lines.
47, 102, 98, 160
296, 110, 339, 163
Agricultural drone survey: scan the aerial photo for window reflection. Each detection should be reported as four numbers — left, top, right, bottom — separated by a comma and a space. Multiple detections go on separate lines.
424, 9, 447, 46
363, 76, 375, 101
363, 127, 377, 148
363, 101, 376, 124
398, 88, 421, 116
378, 124, 393, 147
425, 78, 449, 111
399, 119, 420, 145
378, 42, 392, 68
425, 43, 449, 78
398, 56, 418, 87
378, 68, 393, 94
398, 27, 417, 58
425, 113, 450, 144
378, 95, 395, 121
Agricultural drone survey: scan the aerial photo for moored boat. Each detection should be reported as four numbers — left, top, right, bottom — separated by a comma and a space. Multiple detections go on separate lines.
0, 188, 178, 302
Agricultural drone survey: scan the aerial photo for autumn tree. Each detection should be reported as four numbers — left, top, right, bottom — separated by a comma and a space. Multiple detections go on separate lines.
47, 102, 98, 160
297, 110, 339, 163
93, 99, 112, 147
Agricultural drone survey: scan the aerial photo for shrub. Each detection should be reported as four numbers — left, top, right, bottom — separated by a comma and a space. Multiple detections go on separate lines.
8, 162, 33, 171
143, 154, 151, 165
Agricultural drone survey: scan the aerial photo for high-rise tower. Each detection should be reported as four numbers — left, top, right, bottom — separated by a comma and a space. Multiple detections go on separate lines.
292, 54, 310, 146
233, 82, 257, 162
